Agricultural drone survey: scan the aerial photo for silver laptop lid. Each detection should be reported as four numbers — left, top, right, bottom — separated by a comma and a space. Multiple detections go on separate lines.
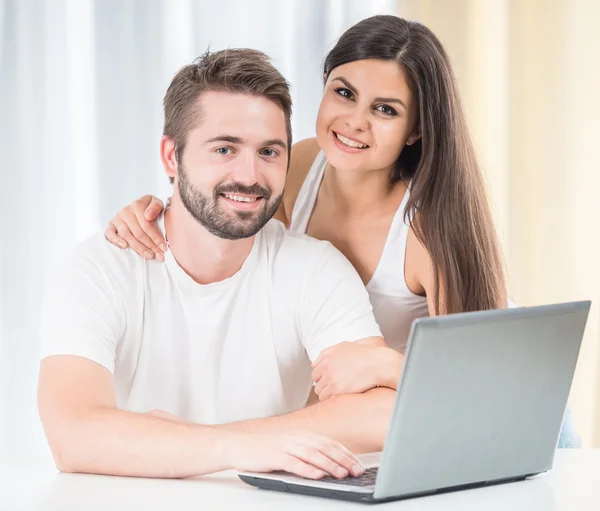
374, 301, 590, 500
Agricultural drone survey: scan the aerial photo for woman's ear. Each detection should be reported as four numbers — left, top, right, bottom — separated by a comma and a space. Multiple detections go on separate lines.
405, 131, 421, 146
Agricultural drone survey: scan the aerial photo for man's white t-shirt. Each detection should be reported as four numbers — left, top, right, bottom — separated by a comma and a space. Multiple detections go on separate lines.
39, 218, 382, 424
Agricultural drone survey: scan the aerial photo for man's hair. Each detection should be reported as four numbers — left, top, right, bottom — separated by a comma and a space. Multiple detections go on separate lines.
163, 49, 293, 184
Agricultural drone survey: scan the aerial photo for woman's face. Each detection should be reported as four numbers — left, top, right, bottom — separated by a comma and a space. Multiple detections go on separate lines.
316, 59, 419, 173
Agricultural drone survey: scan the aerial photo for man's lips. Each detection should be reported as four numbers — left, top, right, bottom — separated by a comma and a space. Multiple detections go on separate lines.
219, 192, 264, 210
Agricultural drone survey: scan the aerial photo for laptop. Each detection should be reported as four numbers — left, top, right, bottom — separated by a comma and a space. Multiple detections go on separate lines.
238, 301, 590, 503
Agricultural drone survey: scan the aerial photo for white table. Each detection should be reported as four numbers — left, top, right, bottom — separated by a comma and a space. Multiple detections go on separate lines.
1, 450, 599, 510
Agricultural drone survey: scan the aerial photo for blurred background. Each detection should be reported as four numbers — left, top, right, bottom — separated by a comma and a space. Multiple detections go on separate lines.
1, 0, 599, 457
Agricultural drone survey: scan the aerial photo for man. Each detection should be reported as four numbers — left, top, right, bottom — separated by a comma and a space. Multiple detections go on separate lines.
38, 49, 394, 480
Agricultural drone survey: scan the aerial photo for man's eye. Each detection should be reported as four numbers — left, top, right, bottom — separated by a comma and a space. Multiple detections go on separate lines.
260, 148, 278, 157
335, 87, 353, 100
376, 104, 397, 116
216, 147, 232, 155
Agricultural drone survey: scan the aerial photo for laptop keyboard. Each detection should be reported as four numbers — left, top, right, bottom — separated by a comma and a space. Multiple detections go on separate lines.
320, 466, 379, 487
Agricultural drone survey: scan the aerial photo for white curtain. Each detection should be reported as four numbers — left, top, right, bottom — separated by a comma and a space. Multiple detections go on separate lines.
0, 0, 399, 458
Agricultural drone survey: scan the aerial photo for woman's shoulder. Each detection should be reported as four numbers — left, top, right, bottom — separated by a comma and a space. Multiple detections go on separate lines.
280, 138, 322, 223
291, 137, 321, 163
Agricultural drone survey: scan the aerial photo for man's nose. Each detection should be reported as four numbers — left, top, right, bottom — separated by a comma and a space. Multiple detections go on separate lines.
232, 152, 260, 186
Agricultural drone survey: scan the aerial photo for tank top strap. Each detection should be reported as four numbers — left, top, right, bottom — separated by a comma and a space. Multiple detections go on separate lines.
367, 180, 414, 294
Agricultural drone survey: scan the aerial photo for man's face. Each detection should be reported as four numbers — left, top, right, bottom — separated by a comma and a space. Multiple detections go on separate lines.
176, 91, 289, 240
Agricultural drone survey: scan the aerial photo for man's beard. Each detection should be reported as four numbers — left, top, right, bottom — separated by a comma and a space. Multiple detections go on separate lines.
177, 163, 283, 240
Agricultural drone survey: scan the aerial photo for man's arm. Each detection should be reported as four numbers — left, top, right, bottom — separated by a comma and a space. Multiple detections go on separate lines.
221, 387, 396, 454
136, 388, 394, 455
38, 241, 363, 479
39, 356, 232, 478
38, 356, 362, 479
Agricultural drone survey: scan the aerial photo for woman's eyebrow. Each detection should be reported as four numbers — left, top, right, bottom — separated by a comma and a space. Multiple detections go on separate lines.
374, 96, 406, 110
332, 76, 358, 95
332, 76, 406, 110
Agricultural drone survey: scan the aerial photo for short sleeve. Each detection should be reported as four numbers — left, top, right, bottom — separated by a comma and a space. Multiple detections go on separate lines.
298, 243, 382, 362
39, 247, 123, 373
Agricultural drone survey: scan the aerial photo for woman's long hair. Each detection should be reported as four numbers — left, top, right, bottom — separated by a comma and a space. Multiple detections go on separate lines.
324, 15, 507, 314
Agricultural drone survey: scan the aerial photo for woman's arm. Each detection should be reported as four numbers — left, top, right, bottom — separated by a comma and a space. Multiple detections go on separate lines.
104, 195, 167, 260
405, 226, 446, 316
311, 338, 404, 400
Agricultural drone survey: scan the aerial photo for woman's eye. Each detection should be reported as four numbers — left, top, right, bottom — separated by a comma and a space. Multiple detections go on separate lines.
376, 104, 397, 116
260, 148, 278, 157
335, 87, 354, 100
216, 147, 232, 155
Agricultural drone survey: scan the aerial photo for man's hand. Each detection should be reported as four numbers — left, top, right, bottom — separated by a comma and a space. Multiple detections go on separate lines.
312, 342, 404, 401
226, 431, 364, 479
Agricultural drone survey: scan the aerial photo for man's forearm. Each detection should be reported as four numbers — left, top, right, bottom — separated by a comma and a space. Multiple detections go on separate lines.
52, 388, 395, 478
220, 388, 396, 453
49, 407, 237, 478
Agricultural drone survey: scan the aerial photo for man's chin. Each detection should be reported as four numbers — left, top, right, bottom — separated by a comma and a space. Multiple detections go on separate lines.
206, 199, 280, 239
217, 200, 274, 222
211, 225, 263, 241
231, 210, 258, 221
207, 212, 267, 240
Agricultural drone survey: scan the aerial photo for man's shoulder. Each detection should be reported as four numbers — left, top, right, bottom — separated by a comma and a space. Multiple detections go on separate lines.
261, 219, 353, 277
262, 218, 332, 257
56, 230, 145, 284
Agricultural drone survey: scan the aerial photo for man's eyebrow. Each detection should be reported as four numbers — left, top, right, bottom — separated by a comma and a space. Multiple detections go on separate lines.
332, 76, 407, 110
263, 139, 288, 150
204, 136, 287, 150
204, 135, 244, 144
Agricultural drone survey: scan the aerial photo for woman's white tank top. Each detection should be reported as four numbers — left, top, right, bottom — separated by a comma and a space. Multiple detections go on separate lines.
289, 151, 430, 353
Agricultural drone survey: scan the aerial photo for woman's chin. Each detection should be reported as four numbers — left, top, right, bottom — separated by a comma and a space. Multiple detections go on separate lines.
323, 146, 370, 171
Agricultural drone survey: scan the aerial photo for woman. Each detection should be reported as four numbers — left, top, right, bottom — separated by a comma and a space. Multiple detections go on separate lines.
105, 15, 580, 447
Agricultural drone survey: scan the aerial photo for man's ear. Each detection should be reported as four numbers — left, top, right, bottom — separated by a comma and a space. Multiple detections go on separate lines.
160, 136, 178, 181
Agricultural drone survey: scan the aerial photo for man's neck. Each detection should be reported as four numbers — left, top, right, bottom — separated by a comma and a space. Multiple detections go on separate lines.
164, 198, 255, 285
